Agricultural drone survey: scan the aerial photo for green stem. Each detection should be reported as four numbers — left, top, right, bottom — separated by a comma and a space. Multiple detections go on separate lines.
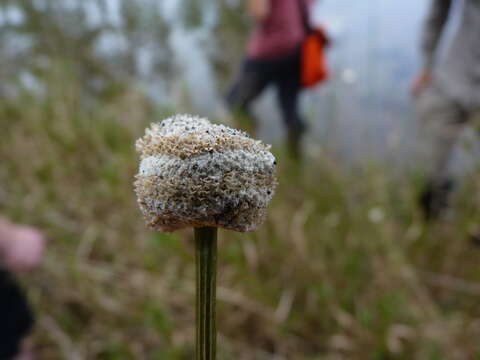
195, 227, 217, 360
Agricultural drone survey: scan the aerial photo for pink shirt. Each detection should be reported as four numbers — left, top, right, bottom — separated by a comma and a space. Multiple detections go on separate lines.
247, 0, 311, 59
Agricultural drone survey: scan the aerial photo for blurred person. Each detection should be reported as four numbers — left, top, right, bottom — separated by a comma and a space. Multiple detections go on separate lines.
411, 0, 480, 220
0, 217, 45, 359
226, 0, 324, 157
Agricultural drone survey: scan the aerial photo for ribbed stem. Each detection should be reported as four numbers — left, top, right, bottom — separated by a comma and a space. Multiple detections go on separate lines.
195, 227, 217, 360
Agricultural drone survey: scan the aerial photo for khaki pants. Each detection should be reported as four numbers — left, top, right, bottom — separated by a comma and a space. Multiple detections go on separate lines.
416, 83, 480, 183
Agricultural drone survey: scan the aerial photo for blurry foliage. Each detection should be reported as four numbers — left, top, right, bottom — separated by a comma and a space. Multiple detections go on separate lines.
0, 0, 247, 104
214, 1, 250, 88
0, 0, 172, 101
181, 0, 205, 29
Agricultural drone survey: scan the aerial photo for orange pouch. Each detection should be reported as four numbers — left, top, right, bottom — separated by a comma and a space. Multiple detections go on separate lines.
301, 29, 329, 88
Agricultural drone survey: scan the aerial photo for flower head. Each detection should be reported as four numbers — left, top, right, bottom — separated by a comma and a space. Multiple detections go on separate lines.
134, 114, 277, 232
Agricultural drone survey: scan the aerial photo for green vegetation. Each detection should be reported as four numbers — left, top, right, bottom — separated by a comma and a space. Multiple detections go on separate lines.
1, 74, 480, 359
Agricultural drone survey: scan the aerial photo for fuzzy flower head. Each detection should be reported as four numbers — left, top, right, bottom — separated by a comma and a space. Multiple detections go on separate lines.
134, 114, 277, 232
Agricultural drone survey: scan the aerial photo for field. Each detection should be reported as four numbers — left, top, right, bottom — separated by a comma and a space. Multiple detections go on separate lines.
1, 73, 480, 360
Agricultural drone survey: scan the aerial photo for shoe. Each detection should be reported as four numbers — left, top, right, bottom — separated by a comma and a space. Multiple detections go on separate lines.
419, 178, 454, 221
470, 233, 480, 247
287, 121, 308, 159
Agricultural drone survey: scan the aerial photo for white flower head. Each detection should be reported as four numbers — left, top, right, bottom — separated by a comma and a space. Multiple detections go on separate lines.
134, 114, 277, 232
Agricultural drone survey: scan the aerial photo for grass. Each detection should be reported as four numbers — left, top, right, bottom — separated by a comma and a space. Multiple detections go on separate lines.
1, 78, 480, 359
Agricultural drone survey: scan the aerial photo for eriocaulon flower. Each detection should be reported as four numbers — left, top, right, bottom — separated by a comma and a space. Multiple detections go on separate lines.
134, 114, 277, 233
135, 114, 277, 359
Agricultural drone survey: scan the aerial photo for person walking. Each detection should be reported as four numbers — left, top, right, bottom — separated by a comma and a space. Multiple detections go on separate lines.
226, 0, 315, 157
412, 0, 480, 219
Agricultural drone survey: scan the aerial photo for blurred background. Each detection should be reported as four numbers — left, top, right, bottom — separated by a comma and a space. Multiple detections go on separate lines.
1, 0, 480, 358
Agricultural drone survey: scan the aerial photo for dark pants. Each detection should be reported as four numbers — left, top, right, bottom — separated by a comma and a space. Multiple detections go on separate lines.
226, 48, 305, 136
0, 269, 33, 359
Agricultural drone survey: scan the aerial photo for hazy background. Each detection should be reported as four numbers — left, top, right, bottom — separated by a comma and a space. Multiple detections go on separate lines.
0, 0, 430, 162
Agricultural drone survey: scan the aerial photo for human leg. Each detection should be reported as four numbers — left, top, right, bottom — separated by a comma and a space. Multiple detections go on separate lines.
416, 84, 469, 219
225, 60, 271, 134
276, 53, 305, 157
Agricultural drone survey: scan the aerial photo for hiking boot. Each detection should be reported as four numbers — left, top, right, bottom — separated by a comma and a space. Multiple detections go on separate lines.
419, 178, 454, 221
287, 121, 307, 159
468, 224, 480, 247
470, 233, 480, 247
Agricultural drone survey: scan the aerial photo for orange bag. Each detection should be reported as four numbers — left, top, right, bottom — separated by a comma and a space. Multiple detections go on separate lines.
301, 27, 329, 88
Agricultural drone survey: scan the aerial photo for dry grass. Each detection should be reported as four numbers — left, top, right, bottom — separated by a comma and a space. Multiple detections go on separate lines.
1, 78, 480, 359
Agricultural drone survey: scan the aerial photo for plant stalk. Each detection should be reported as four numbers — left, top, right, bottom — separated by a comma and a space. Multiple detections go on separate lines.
195, 226, 217, 360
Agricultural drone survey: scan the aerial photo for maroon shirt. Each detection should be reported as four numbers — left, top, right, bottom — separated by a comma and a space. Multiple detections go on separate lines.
247, 0, 311, 59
